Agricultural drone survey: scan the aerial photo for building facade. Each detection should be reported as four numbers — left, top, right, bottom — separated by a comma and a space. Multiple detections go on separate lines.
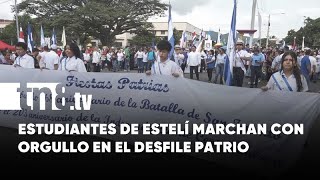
0, 19, 14, 33
114, 22, 202, 47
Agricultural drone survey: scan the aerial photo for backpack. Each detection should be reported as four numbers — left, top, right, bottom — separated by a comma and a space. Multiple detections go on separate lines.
148, 51, 156, 61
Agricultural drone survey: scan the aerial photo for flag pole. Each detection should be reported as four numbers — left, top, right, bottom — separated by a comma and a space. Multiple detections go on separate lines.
15, 0, 19, 42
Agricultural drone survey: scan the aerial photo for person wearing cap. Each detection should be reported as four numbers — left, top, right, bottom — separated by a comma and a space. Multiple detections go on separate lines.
13, 42, 35, 69
233, 39, 251, 87
41, 45, 60, 70
171, 45, 185, 68
146, 40, 183, 77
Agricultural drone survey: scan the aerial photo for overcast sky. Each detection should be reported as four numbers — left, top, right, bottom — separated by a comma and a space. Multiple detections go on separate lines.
1, 0, 319, 39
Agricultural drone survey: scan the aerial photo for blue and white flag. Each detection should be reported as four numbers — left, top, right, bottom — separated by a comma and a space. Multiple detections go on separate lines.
40, 25, 46, 47
180, 31, 187, 48
51, 28, 57, 46
27, 22, 34, 52
224, 0, 237, 86
168, 3, 175, 58
61, 26, 66, 47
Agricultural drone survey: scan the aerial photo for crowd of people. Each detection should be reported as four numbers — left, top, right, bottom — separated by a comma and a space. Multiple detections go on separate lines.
0, 40, 319, 92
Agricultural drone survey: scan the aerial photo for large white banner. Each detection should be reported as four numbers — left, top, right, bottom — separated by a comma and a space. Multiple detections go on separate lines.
0, 65, 319, 174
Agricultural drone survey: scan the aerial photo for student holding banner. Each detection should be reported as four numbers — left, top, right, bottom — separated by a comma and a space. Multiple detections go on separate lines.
58, 43, 87, 72
146, 40, 183, 77
13, 42, 35, 69
261, 51, 308, 92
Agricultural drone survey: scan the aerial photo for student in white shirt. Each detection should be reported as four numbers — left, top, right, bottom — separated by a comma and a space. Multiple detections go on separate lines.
310, 52, 317, 83
214, 47, 226, 84
233, 40, 251, 87
59, 43, 87, 72
13, 42, 34, 69
187, 46, 201, 80
262, 51, 308, 92
92, 46, 101, 72
135, 48, 144, 73
146, 40, 183, 77
42, 45, 59, 70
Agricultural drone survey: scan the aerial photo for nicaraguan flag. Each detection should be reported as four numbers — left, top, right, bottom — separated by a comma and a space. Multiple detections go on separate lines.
180, 31, 187, 48
168, 3, 175, 58
27, 22, 34, 52
224, 0, 237, 86
18, 26, 25, 43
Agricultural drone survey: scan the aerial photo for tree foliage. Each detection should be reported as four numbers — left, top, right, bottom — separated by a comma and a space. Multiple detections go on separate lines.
128, 30, 158, 47
0, 14, 33, 45
284, 17, 320, 48
173, 28, 182, 45
16, 0, 167, 46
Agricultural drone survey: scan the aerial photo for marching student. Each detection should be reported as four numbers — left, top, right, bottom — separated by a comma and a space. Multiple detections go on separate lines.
146, 40, 183, 77
41, 45, 59, 70
261, 51, 308, 92
214, 47, 226, 84
205, 50, 216, 82
250, 48, 264, 88
58, 43, 87, 72
187, 45, 201, 80
13, 42, 35, 69
232, 39, 251, 87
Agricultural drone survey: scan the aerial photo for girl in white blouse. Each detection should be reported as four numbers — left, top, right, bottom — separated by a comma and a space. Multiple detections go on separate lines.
262, 51, 308, 92
59, 43, 87, 72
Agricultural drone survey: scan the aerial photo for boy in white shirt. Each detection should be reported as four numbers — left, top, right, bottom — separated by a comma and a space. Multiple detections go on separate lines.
146, 40, 183, 77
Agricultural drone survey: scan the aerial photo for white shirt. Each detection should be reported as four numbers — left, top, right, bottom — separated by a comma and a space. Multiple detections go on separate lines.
187, 51, 201, 66
245, 52, 253, 65
266, 71, 308, 92
234, 50, 249, 68
83, 53, 91, 61
152, 59, 184, 77
174, 53, 185, 66
43, 50, 59, 70
135, 51, 144, 59
13, 54, 34, 69
39, 51, 48, 68
316, 58, 320, 73
272, 54, 282, 70
309, 56, 317, 72
59, 56, 87, 72
92, 51, 101, 64
117, 52, 125, 61
142, 52, 148, 63
216, 54, 226, 65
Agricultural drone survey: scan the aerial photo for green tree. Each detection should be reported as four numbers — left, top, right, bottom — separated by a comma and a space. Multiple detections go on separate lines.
173, 28, 182, 45
129, 30, 158, 47
17, 0, 167, 46
284, 17, 320, 48
0, 14, 33, 45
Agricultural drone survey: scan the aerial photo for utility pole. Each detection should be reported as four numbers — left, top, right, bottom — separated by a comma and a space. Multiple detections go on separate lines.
249, 0, 257, 48
15, 0, 19, 42
266, 14, 270, 48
